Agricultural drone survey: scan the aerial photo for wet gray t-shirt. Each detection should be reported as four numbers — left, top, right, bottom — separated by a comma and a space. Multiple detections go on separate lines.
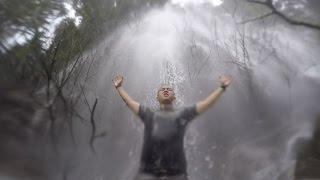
138, 105, 198, 176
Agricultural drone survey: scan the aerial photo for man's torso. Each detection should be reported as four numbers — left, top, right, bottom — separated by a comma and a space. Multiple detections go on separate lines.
138, 105, 197, 176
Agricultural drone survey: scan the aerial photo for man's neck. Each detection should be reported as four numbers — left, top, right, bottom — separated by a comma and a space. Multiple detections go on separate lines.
160, 104, 174, 111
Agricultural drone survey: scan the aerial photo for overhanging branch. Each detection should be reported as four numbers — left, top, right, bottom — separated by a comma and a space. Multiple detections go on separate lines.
245, 0, 320, 31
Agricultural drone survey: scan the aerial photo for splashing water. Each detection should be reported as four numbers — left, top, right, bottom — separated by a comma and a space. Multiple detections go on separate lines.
66, 1, 320, 180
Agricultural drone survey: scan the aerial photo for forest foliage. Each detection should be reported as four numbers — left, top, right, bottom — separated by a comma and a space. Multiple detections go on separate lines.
0, 0, 165, 88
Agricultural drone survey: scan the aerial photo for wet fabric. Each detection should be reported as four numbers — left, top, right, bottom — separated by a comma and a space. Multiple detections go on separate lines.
138, 105, 198, 177
134, 172, 188, 180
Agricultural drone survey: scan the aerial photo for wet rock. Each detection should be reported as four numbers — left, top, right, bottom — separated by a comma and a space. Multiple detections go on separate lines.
294, 115, 320, 180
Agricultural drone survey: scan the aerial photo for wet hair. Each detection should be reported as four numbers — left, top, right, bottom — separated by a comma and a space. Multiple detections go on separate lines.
158, 84, 173, 89
157, 84, 174, 93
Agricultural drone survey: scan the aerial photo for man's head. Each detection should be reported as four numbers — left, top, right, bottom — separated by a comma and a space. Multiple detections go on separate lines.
156, 84, 175, 105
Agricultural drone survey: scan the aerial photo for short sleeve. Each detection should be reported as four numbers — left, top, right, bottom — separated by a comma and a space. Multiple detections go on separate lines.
180, 105, 198, 122
138, 105, 154, 123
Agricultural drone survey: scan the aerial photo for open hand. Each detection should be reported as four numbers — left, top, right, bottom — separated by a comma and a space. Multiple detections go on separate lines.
113, 75, 123, 88
219, 75, 233, 87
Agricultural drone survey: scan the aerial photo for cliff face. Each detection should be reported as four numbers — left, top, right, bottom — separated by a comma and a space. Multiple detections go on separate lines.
0, 89, 44, 178
0, 89, 56, 179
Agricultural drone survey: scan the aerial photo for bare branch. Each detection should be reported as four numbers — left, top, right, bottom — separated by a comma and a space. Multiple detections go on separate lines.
246, 0, 320, 31
89, 98, 98, 154
238, 12, 273, 24
82, 91, 99, 154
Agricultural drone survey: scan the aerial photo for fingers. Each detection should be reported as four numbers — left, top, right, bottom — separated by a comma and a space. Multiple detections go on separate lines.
219, 75, 232, 79
113, 75, 123, 81
115, 75, 122, 78
113, 75, 124, 88
116, 75, 123, 80
218, 75, 233, 86
219, 75, 227, 81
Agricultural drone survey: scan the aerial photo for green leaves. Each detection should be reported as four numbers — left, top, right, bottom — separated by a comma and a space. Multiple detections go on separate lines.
0, 0, 66, 40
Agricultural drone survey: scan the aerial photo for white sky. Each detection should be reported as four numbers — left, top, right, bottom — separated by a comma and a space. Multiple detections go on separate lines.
5, 2, 82, 50
64, 2, 82, 26
41, 2, 82, 48
4, 0, 224, 50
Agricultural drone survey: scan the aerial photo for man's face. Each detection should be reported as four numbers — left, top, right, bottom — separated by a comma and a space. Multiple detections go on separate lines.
157, 85, 175, 104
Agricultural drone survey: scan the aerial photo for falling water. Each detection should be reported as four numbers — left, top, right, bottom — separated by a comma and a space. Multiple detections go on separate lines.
50, 1, 320, 180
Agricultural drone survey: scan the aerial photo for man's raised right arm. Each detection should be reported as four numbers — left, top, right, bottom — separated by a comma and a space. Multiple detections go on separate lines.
113, 75, 140, 115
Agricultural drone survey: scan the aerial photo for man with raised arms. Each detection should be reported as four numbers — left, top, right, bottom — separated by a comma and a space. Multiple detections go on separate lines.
113, 74, 233, 180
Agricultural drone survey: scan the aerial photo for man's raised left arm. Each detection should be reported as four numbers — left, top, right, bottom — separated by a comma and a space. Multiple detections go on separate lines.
195, 75, 233, 114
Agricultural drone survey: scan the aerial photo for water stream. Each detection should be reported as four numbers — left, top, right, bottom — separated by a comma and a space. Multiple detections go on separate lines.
52, 1, 320, 180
